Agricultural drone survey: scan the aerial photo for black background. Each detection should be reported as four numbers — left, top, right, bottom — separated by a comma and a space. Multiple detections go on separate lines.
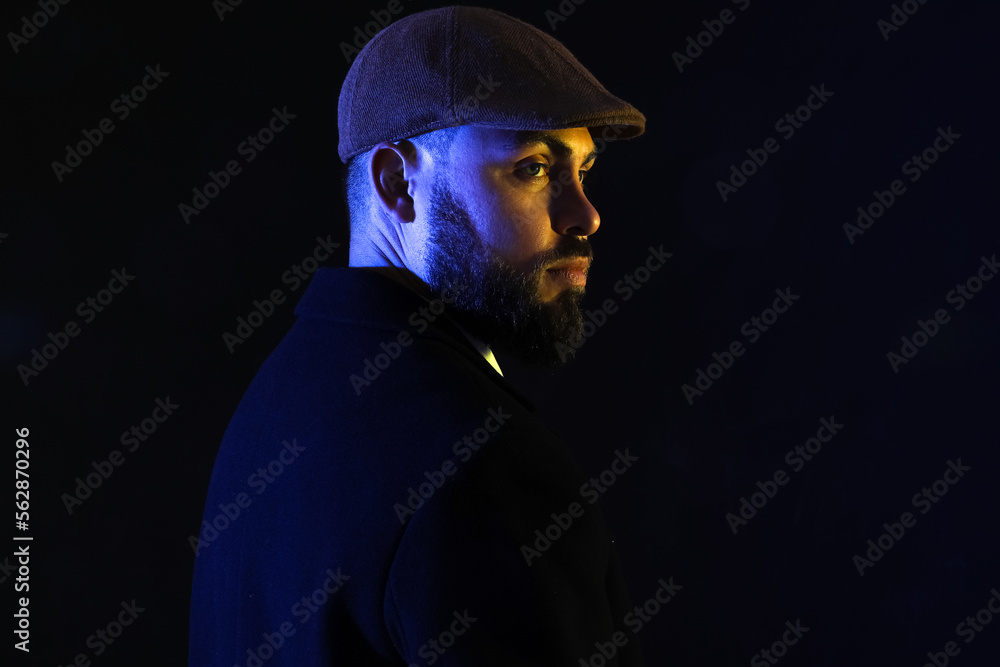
3, 0, 999, 664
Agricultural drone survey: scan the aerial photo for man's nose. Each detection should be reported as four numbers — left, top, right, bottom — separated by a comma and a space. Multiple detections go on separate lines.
551, 179, 600, 237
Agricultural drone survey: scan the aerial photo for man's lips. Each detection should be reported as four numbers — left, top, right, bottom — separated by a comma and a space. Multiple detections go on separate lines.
545, 258, 590, 287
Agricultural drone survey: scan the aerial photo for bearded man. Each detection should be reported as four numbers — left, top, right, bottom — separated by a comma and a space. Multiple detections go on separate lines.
189, 6, 647, 665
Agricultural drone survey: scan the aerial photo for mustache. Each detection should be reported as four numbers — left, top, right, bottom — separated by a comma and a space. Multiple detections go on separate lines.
535, 237, 593, 271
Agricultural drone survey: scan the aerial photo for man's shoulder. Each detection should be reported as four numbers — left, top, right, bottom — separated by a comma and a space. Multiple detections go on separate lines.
221, 266, 535, 461
266, 266, 510, 400
292, 266, 428, 328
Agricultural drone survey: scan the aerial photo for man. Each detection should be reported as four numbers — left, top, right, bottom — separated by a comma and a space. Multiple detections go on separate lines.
189, 5, 646, 665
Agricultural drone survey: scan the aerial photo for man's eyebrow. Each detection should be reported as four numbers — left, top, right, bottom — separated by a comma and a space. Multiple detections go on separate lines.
509, 130, 598, 166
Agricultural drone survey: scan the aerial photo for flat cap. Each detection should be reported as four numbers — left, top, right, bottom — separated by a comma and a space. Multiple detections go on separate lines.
337, 5, 645, 162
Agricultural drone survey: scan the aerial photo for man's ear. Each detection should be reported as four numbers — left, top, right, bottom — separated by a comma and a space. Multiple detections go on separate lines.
370, 141, 417, 224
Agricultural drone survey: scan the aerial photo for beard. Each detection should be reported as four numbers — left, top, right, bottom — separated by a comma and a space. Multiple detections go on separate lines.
422, 183, 592, 368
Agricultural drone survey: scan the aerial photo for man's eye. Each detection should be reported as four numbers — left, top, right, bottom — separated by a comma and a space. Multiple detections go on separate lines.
521, 163, 548, 177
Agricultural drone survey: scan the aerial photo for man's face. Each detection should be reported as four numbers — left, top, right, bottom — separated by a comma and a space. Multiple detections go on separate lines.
420, 126, 601, 367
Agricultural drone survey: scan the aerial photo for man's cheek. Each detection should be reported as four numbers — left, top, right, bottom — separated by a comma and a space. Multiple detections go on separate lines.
488, 207, 546, 260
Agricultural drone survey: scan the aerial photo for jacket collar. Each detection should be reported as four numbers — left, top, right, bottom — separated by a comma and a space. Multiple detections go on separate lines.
295, 267, 536, 410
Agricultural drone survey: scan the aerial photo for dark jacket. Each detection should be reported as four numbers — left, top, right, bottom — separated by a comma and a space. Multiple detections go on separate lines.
188, 267, 643, 666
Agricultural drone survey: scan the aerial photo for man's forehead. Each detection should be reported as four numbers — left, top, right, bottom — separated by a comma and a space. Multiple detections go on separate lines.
463, 126, 598, 162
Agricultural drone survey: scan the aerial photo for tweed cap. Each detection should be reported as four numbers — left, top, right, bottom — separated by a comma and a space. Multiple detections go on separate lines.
337, 5, 645, 163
